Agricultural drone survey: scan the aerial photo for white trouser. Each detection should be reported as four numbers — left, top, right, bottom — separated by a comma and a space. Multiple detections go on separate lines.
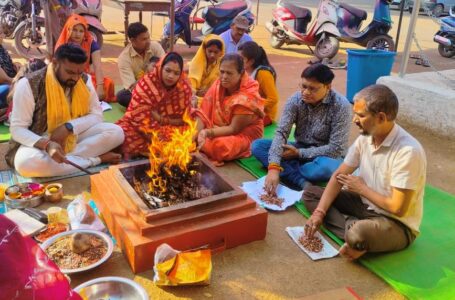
14, 123, 124, 177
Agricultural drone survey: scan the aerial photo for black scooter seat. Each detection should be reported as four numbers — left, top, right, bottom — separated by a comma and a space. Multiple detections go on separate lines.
339, 3, 367, 21
205, 2, 247, 25
281, 2, 312, 20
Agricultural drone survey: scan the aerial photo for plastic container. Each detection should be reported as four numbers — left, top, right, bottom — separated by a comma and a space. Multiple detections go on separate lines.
346, 49, 396, 103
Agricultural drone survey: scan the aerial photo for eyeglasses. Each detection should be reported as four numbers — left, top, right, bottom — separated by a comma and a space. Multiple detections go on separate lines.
299, 83, 324, 94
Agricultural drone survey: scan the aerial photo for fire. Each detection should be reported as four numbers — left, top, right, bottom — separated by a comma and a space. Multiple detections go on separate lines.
146, 110, 197, 196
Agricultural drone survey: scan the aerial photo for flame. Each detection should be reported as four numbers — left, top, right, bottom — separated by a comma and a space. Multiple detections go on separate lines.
145, 110, 197, 196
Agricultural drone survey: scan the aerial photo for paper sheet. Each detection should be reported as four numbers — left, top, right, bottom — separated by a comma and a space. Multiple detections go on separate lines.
100, 101, 112, 112
286, 226, 339, 260
240, 176, 303, 211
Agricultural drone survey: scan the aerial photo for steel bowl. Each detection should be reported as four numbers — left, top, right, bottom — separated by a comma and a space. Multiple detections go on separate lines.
74, 277, 149, 300
5, 183, 44, 209
40, 229, 114, 274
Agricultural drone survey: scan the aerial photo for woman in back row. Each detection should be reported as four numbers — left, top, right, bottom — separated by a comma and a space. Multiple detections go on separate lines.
238, 41, 279, 126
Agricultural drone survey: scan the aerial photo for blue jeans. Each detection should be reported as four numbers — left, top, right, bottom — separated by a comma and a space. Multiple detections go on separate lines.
0, 84, 10, 109
251, 139, 343, 189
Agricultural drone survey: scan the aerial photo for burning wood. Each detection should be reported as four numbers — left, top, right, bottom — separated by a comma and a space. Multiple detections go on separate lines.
135, 111, 213, 209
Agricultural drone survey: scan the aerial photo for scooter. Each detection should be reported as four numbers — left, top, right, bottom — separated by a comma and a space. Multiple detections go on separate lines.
161, 0, 255, 51
336, 0, 395, 51
72, 0, 107, 47
265, 0, 340, 59
434, 6, 455, 58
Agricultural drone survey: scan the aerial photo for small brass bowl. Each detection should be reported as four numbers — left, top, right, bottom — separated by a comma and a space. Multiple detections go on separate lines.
44, 183, 63, 203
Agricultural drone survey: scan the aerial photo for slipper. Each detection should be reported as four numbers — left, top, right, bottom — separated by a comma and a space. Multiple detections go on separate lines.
410, 54, 421, 59
415, 59, 430, 67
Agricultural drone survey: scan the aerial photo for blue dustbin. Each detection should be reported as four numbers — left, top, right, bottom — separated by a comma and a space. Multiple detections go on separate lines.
346, 49, 396, 103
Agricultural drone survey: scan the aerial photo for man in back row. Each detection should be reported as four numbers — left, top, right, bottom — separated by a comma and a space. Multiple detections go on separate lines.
304, 84, 426, 260
117, 22, 165, 108
220, 15, 253, 54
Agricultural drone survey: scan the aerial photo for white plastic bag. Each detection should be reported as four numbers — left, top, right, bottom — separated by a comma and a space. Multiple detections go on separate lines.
67, 194, 106, 232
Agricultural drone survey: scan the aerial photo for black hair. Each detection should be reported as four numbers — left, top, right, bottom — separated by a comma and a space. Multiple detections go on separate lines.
205, 39, 223, 51
301, 63, 334, 84
354, 84, 399, 121
127, 22, 148, 39
149, 56, 160, 63
54, 43, 87, 64
162, 52, 184, 72
220, 53, 244, 74
238, 41, 275, 73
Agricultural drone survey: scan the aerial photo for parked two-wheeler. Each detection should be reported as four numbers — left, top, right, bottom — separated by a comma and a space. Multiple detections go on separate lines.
0, 0, 47, 59
265, 0, 340, 59
161, 0, 255, 51
434, 6, 455, 57
336, 0, 395, 51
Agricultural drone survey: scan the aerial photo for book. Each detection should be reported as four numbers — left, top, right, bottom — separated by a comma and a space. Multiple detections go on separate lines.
4, 209, 46, 236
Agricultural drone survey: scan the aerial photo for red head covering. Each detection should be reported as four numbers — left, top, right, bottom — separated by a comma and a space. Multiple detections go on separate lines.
54, 14, 93, 71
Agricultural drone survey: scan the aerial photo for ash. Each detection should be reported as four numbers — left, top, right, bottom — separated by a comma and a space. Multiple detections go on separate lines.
133, 160, 213, 209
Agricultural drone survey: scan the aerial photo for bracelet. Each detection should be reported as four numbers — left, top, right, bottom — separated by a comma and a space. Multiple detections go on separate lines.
313, 208, 326, 218
208, 128, 215, 138
42, 139, 51, 152
268, 163, 283, 172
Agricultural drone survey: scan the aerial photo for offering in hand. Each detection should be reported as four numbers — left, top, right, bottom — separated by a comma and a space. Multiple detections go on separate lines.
260, 191, 285, 207
298, 234, 323, 253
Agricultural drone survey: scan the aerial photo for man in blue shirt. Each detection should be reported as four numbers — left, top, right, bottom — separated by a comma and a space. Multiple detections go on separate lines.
220, 15, 253, 54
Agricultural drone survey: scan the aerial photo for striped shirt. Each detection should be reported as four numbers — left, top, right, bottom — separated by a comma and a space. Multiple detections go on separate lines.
268, 90, 352, 165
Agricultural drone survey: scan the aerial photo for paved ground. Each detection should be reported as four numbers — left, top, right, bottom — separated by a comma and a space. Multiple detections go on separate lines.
2, 2, 454, 299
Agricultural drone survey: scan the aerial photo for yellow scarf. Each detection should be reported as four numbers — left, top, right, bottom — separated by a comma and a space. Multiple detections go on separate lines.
188, 34, 225, 91
45, 63, 90, 153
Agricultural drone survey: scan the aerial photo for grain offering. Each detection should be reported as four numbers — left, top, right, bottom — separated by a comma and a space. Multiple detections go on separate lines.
45, 233, 107, 269
298, 234, 323, 253
260, 193, 284, 207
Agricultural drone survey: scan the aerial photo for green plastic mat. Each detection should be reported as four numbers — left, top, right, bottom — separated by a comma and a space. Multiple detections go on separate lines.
103, 102, 125, 123
235, 124, 455, 300
0, 103, 125, 143
0, 123, 9, 142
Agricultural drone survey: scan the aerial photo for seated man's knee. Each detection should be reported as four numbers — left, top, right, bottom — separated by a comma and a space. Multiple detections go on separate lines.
106, 124, 125, 145
251, 139, 271, 161
345, 221, 371, 251
15, 153, 48, 177
302, 185, 324, 211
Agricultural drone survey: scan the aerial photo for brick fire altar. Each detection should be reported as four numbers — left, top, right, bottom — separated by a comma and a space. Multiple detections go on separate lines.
91, 154, 268, 273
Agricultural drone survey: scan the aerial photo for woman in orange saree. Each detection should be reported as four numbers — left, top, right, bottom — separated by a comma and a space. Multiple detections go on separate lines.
54, 14, 115, 102
193, 53, 264, 166
116, 52, 193, 156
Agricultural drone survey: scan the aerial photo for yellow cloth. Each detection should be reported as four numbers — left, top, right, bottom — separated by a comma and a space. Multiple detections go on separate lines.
188, 34, 225, 96
45, 64, 90, 153
256, 69, 279, 121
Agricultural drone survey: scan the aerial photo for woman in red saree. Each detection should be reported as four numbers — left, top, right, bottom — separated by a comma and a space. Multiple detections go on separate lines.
194, 53, 264, 165
117, 52, 193, 156
55, 14, 115, 102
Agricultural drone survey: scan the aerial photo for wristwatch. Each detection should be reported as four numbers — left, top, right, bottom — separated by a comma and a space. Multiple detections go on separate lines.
64, 122, 74, 133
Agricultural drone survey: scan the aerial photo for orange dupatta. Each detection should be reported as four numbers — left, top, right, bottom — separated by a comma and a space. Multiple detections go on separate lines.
54, 14, 93, 72
195, 72, 265, 128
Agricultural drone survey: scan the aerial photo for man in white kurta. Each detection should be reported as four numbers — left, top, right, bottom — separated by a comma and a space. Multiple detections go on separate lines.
303, 84, 426, 260
7, 43, 124, 177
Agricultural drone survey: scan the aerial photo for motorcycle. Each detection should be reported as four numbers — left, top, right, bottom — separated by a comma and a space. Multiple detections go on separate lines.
434, 6, 455, 57
0, 0, 105, 59
161, 0, 255, 51
72, 0, 106, 48
336, 0, 395, 51
265, 0, 340, 60
0, 0, 47, 59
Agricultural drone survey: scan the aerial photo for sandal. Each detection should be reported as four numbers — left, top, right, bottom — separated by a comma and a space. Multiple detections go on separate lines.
415, 58, 430, 67
410, 54, 421, 59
